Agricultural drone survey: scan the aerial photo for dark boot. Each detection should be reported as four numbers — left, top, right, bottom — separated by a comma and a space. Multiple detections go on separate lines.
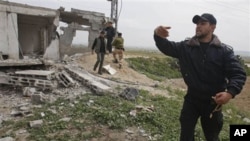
93, 61, 99, 71
98, 63, 103, 75
113, 59, 118, 63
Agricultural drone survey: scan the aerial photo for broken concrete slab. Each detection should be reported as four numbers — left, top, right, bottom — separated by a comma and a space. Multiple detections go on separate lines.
31, 92, 46, 105
59, 117, 71, 122
29, 120, 43, 128
64, 65, 110, 95
14, 70, 55, 80
0, 59, 43, 67
0, 137, 14, 141
10, 110, 24, 117
56, 71, 75, 87
9, 76, 57, 90
103, 64, 117, 75
6, 70, 58, 89
0, 72, 9, 84
119, 87, 139, 101
23, 87, 37, 97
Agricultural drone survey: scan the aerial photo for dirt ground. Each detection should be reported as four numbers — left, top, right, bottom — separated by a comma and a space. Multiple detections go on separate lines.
230, 76, 250, 113
77, 52, 187, 95
78, 52, 250, 112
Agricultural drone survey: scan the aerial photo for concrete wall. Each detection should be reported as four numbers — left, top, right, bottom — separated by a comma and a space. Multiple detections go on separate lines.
43, 38, 60, 60
0, 12, 19, 59
0, 12, 8, 54
60, 25, 76, 47
8, 13, 19, 59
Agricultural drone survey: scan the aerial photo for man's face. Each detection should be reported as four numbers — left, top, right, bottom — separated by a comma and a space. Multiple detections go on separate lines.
195, 20, 215, 38
100, 33, 105, 37
107, 22, 113, 27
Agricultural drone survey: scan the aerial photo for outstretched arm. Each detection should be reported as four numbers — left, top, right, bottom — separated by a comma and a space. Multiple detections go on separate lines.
153, 26, 181, 58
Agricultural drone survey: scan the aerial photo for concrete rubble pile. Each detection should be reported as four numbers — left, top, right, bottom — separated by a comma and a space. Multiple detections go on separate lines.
0, 60, 111, 96
8, 70, 58, 90
0, 54, 113, 138
64, 64, 110, 95
0, 52, 140, 99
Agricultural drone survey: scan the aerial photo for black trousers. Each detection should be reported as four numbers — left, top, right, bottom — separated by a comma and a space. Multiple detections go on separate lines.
94, 52, 105, 73
107, 37, 113, 53
179, 97, 223, 141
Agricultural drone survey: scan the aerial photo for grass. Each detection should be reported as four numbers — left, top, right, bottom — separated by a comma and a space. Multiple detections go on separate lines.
1, 88, 249, 141
126, 56, 182, 81
0, 90, 182, 140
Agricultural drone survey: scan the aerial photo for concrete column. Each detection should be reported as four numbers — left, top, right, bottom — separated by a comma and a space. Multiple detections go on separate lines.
59, 26, 75, 47
7, 13, 19, 59
88, 30, 99, 48
0, 12, 8, 56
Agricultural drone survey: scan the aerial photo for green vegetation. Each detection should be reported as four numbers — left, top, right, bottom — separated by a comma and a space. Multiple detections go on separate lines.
244, 66, 250, 76
126, 53, 250, 80
125, 49, 164, 58
236, 55, 250, 76
1, 89, 249, 140
126, 56, 182, 81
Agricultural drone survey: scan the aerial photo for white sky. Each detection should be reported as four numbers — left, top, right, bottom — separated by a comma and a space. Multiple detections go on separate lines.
6, 0, 250, 52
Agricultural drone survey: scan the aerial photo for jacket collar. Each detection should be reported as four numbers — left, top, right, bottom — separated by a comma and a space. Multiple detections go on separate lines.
186, 34, 222, 47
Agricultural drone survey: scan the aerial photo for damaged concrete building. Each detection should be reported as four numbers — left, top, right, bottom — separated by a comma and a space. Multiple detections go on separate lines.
0, 1, 106, 61
0, 1, 110, 94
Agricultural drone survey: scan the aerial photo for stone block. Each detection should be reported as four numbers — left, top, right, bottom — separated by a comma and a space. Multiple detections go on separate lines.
29, 120, 43, 128
103, 64, 117, 75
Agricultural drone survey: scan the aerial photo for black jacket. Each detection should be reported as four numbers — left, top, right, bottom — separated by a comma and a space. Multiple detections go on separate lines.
105, 26, 116, 38
154, 34, 246, 100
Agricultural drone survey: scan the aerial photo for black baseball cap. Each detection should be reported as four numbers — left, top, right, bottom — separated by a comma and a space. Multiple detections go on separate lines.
192, 13, 217, 25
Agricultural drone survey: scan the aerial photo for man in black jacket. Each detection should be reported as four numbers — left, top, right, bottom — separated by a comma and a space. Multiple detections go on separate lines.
105, 21, 116, 53
154, 13, 246, 141
92, 31, 107, 75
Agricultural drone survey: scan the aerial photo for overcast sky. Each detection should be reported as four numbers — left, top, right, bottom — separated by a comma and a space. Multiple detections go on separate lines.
7, 0, 250, 52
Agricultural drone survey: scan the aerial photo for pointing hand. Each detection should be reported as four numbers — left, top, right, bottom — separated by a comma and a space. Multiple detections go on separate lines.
154, 26, 171, 38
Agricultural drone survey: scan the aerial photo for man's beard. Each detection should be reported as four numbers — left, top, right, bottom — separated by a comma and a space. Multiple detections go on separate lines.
196, 34, 206, 39
195, 31, 209, 40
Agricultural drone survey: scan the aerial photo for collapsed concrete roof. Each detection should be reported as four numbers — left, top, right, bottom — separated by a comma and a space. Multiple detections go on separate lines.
60, 8, 106, 25
0, 1, 57, 17
59, 8, 106, 48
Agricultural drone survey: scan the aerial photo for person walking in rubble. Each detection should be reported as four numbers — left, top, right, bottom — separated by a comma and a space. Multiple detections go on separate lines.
112, 32, 124, 69
105, 21, 116, 53
154, 13, 246, 141
92, 31, 108, 75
